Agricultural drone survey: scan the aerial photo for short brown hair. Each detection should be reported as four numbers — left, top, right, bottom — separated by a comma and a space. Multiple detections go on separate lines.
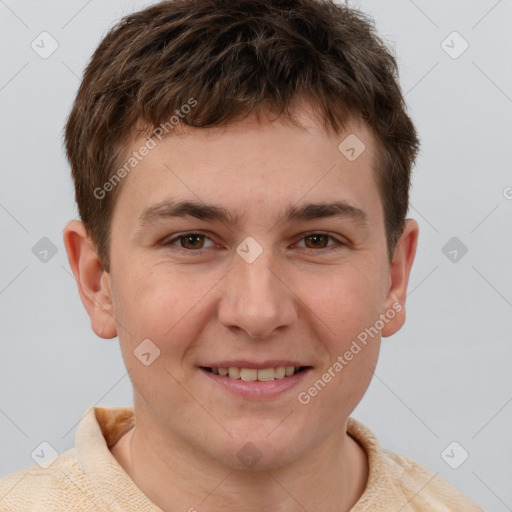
64, 0, 420, 271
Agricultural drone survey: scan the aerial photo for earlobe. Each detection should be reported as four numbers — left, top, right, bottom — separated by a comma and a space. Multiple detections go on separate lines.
381, 219, 419, 338
63, 220, 118, 339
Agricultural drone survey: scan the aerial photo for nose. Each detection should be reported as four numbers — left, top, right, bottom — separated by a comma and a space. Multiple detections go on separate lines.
217, 249, 298, 339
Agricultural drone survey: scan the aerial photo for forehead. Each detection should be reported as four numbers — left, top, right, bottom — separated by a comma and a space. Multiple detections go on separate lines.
112, 106, 383, 231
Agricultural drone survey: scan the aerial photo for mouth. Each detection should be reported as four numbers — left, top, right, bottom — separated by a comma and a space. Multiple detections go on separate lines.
200, 365, 311, 382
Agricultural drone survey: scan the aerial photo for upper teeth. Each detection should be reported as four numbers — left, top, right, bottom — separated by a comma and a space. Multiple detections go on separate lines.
212, 366, 299, 381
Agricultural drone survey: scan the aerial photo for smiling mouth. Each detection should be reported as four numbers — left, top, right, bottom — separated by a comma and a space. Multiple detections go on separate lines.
200, 366, 311, 381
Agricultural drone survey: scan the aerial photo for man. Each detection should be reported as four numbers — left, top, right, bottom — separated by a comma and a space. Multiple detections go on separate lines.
0, 0, 483, 510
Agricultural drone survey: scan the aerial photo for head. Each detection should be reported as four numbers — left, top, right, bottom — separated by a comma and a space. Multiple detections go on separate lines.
64, 0, 419, 470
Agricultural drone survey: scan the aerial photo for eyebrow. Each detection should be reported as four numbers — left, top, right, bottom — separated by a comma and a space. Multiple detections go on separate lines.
137, 199, 369, 229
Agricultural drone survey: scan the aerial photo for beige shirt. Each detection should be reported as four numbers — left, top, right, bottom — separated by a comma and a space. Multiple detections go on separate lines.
0, 406, 483, 511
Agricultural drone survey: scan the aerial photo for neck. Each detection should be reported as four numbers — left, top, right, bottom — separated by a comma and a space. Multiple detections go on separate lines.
111, 410, 368, 512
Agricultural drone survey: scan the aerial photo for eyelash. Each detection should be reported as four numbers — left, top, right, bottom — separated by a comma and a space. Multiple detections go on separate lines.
163, 231, 346, 254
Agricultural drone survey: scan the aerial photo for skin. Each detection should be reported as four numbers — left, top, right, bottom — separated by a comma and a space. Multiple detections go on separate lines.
64, 101, 418, 512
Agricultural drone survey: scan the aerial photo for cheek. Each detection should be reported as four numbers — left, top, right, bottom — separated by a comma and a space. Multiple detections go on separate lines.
111, 270, 201, 415
114, 262, 183, 330
301, 259, 385, 341
112, 263, 219, 363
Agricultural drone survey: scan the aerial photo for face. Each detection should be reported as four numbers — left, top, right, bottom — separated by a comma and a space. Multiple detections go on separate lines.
74, 104, 416, 470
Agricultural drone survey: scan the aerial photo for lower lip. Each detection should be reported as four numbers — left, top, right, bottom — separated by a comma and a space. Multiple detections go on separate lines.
199, 367, 312, 399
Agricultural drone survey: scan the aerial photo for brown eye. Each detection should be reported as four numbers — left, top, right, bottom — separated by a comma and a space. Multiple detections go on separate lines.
179, 234, 206, 249
304, 234, 330, 249
295, 233, 345, 252
165, 232, 215, 251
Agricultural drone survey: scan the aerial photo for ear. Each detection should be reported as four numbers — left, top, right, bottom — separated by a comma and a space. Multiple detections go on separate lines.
63, 220, 117, 339
381, 218, 419, 337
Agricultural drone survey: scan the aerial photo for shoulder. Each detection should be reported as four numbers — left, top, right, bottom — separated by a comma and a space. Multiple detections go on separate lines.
346, 417, 484, 511
382, 449, 484, 511
0, 448, 94, 511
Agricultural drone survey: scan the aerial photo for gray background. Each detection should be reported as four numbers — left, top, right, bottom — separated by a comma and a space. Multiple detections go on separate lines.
1, 0, 511, 510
